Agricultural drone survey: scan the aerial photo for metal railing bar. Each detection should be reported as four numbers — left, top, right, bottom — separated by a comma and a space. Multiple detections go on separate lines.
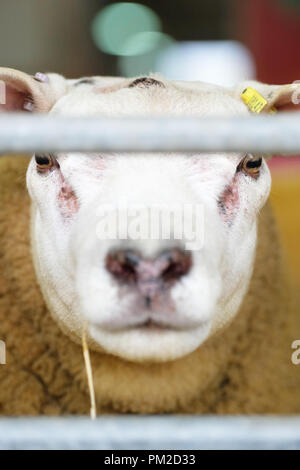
0, 113, 300, 154
0, 416, 299, 450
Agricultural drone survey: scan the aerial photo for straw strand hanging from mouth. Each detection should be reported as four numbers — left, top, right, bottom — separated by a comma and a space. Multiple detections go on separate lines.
82, 326, 97, 420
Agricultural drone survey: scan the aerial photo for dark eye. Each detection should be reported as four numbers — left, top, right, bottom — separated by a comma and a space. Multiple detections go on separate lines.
237, 154, 262, 178
35, 154, 56, 172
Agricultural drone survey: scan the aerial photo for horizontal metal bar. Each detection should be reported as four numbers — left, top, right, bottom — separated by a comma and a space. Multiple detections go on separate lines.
0, 416, 299, 450
0, 113, 300, 154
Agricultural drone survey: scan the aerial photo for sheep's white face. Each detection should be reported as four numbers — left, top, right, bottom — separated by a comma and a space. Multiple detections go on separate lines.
25, 75, 272, 362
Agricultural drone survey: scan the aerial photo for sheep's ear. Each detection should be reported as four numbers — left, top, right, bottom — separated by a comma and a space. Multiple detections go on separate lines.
0, 67, 68, 113
234, 80, 300, 112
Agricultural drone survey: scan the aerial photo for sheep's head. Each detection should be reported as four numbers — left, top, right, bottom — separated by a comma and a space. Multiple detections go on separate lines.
1, 68, 299, 362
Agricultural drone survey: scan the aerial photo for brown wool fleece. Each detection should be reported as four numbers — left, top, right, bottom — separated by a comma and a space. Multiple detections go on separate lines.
0, 156, 299, 416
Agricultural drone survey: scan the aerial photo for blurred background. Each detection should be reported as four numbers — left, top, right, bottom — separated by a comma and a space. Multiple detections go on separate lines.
1, 0, 300, 83
0, 0, 300, 281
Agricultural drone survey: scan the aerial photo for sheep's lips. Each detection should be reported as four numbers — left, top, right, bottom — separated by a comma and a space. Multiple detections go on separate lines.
95, 318, 193, 333
88, 308, 209, 333
88, 319, 212, 362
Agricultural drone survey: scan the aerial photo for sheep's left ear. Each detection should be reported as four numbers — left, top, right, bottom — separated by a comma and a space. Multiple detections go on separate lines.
0, 67, 68, 113
234, 80, 300, 112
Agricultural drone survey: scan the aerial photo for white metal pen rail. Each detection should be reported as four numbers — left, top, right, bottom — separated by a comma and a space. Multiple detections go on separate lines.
0, 417, 299, 450
0, 113, 300, 154
0, 113, 299, 450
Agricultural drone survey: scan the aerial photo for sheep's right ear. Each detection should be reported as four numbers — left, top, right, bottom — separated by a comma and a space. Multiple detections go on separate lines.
0, 67, 68, 113
233, 80, 300, 113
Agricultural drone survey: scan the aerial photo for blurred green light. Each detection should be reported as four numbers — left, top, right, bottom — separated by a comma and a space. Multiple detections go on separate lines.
118, 32, 175, 77
91, 3, 161, 56
123, 31, 169, 56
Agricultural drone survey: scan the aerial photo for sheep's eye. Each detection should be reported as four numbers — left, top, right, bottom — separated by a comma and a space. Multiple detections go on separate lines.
238, 154, 262, 178
35, 154, 54, 172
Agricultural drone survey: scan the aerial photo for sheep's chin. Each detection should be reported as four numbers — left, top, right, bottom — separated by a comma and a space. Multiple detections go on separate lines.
88, 321, 211, 362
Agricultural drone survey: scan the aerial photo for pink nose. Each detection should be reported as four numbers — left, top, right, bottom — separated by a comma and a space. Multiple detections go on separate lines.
105, 248, 192, 304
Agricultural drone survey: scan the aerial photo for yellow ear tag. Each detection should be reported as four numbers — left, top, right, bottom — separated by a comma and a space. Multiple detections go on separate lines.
241, 87, 277, 114
241, 87, 268, 113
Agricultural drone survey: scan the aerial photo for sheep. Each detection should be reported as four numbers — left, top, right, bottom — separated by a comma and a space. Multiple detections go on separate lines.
0, 67, 299, 415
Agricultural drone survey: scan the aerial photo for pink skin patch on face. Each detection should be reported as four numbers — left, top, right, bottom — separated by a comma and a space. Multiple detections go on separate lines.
218, 174, 240, 223
55, 155, 109, 219
57, 176, 79, 219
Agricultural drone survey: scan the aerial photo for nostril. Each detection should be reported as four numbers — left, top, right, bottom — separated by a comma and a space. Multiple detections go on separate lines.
105, 248, 192, 292
160, 249, 192, 283
105, 250, 140, 283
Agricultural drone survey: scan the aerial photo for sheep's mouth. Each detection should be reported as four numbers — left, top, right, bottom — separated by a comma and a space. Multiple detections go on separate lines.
88, 318, 212, 362
135, 319, 172, 331
92, 318, 199, 333
103, 321, 176, 332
